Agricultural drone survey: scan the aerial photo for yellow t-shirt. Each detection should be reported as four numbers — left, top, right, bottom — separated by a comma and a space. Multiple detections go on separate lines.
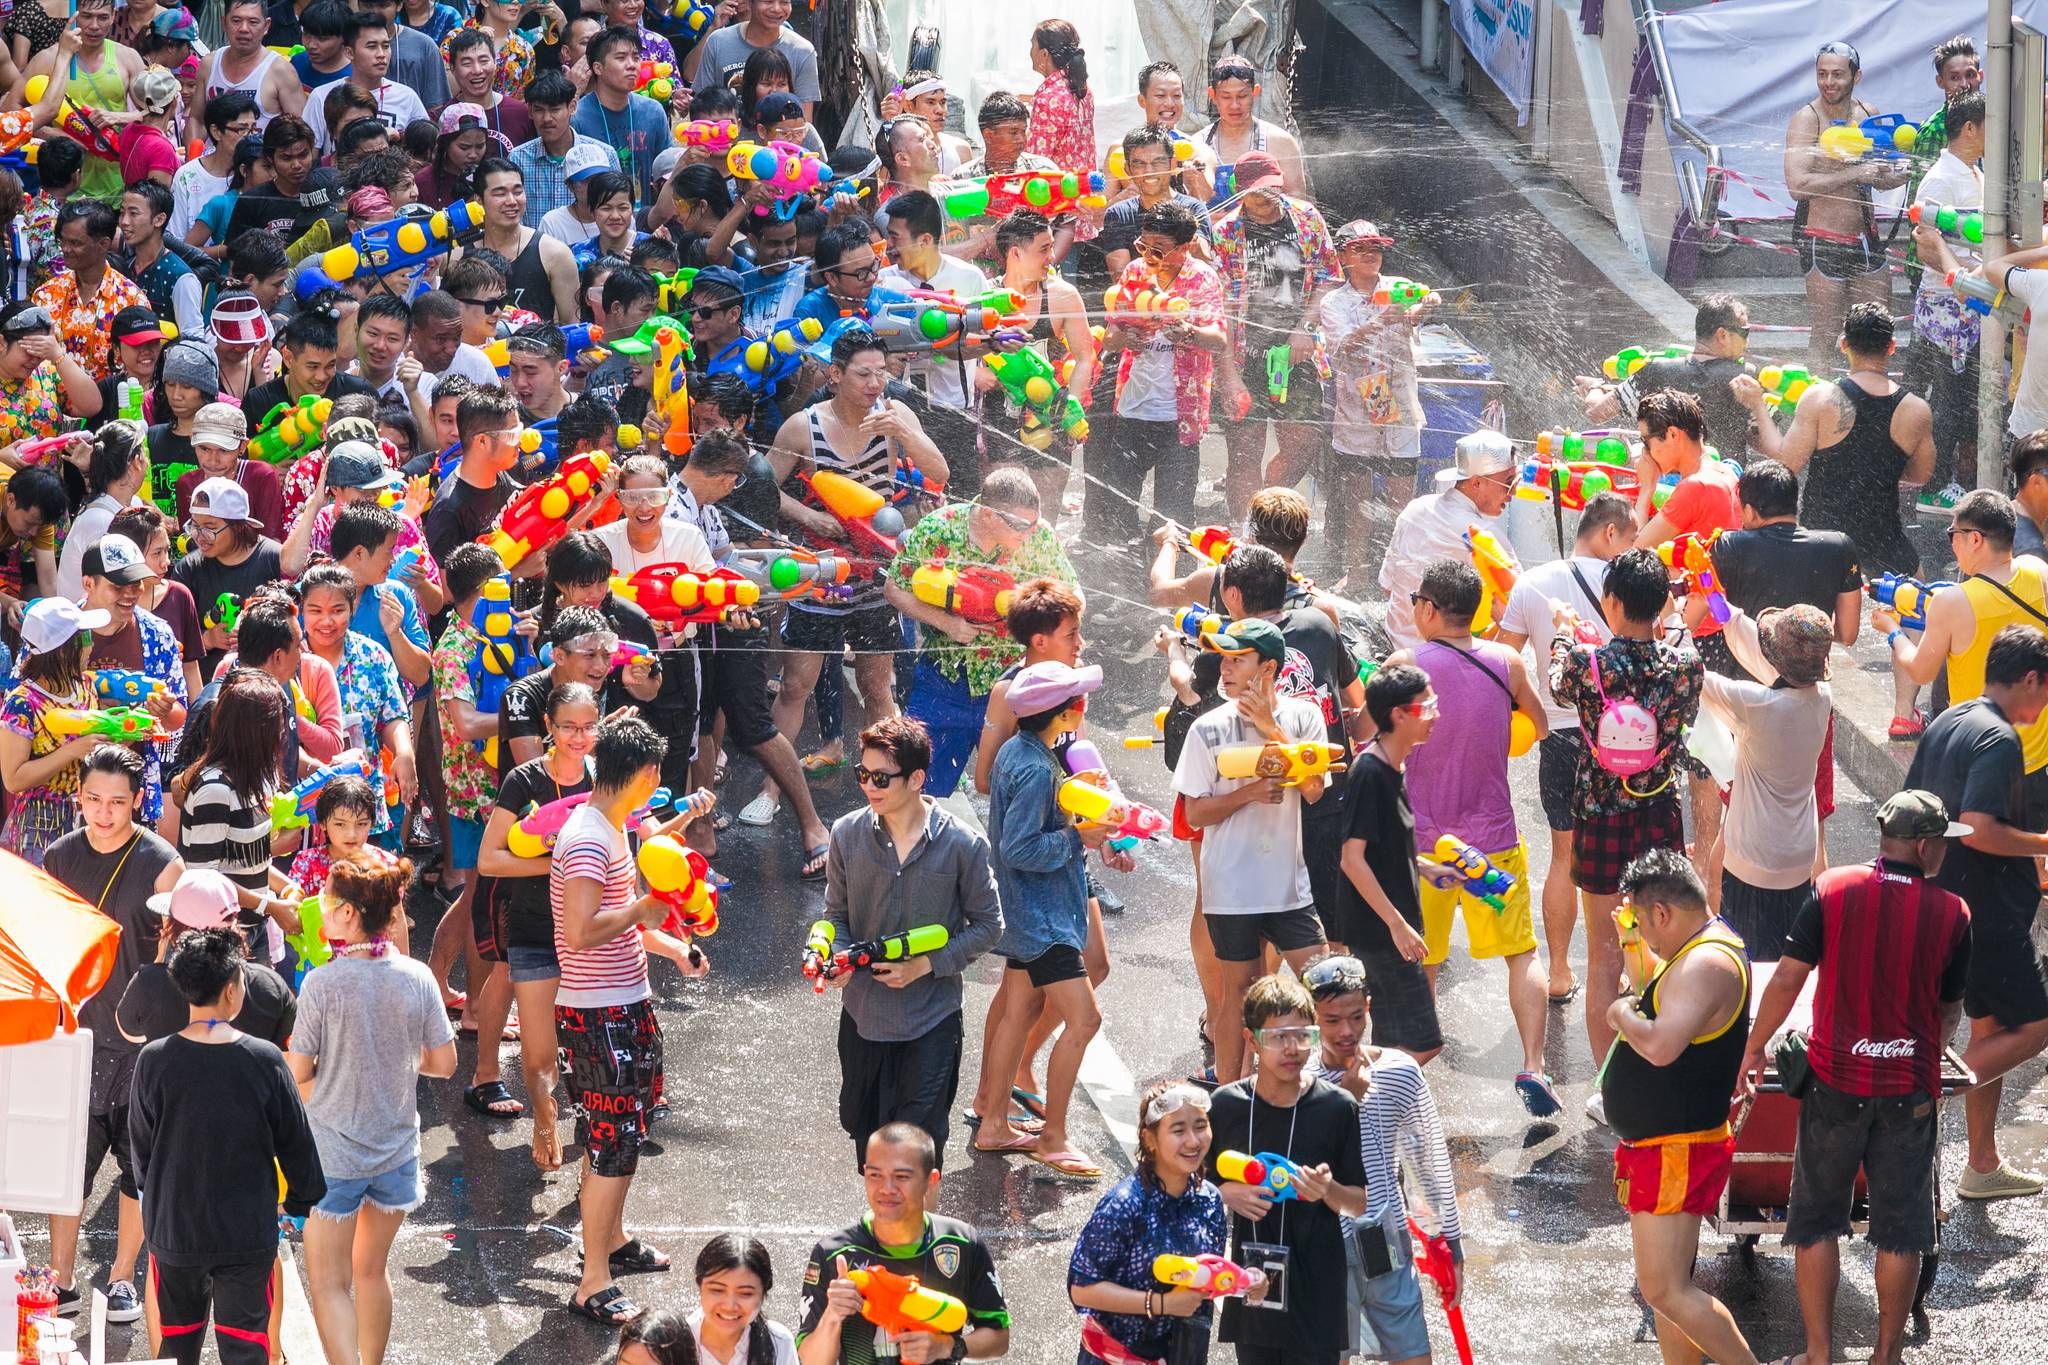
1950, 560, 2048, 771
0, 464, 58, 554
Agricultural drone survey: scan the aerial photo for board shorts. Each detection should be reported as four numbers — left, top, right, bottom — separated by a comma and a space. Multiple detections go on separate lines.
1613, 1122, 1735, 1217
1571, 795, 1685, 897
1418, 840, 1537, 964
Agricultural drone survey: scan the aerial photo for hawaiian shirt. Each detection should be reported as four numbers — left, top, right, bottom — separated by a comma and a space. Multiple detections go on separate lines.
1, 677, 94, 803
1067, 1171, 1225, 1361
889, 501, 1074, 695
280, 448, 325, 530
310, 504, 444, 592
287, 837, 396, 897
330, 629, 407, 834
1024, 74, 1097, 242
634, 23, 675, 67
111, 608, 190, 824
403, 1, 463, 45
34, 266, 149, 379
1549, 633, 1704, 817
1212, 194, 1341, 370
431, 615, 496, 822
1106, 256, 1227, 447
20, 197, 60, 294
0, 363, 67, 449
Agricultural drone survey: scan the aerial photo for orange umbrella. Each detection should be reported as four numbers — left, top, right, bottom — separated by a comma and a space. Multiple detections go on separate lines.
0, 850, 121, 1048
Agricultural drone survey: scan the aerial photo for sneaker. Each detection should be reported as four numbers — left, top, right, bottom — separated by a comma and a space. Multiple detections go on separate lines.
53, 1284, 80, 1317
1916, 481, 1966, 518
104, 1280, 141, 1323
1515, 1071, 1563, 1118
1958, 1159, 2046, 1201
1583, 1090, 1608, 1128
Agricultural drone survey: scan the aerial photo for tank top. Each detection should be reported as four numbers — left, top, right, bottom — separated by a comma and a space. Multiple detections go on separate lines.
1797, 377, 1915, 577
68, 52, 126, 203
1198, 118, 1270, 206
1405, 639, 1517, 853
798, 406, 893, 616
503, 228, 554, 321
1951, 560, 2048, 771
1603, 924, 1752, 1142
206, 50, 281, 131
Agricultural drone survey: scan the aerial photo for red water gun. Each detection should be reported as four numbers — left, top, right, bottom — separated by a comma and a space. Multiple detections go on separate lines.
1656, 529, 1731, 625
481, 450, 613, 569
906, 560, 1017, 625
1410, 1219, 1474, 1365
803, 468, 907, 571
637, 834, 719, 935
609, 564, 762, 626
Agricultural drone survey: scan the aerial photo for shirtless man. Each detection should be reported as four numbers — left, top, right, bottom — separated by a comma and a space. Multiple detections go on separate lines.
1783, 40, 1908, 372
193, 0, 305, 135
1196, 54, 1306, 201
979, 210, 1096, 515
1114, 61, 1217, 205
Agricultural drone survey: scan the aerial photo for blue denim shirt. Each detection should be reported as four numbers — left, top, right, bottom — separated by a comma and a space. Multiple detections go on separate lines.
986, 729, 1089, 962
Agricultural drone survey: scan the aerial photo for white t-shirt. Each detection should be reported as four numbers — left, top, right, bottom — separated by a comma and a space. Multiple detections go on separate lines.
591, 518, 713, 576
1698, 612, 1830, 890
1379, 486, 1513, 652
539, 205, 598, 250
1499, 554, 1613, 729
2007, 266, 2048, 436
169, 159, 231, 242
1117, 333, 1179, 422
1913, 149, 1984, 295
420, 343, 502, 403
55, 493, 133, 602
878, 256, 991, 410
305, 77, 429, 152
1171, 695, 1325, 914
688, 1309, 799, 1365
1322, 281, 1423, 453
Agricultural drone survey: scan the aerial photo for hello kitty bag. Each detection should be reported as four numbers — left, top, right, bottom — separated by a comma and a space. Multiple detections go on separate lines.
1587, 650, 1666, 782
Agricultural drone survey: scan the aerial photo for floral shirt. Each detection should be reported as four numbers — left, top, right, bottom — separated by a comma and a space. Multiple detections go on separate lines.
329, 630, 408, 834
1549, 633, 1704, 817
0, 363, 67, 449
1067, 1172, 1225, 1361
20, 197, 61, 294
1024, 74, 1097, 243
431, 615, 496, 821
107, 609, 190, 824
1107, 256, 1227, 447
281, 449, 325, 530
1, 677, 94, 802
890, 502, 1074, 695
1212, 195, 1341, 370
287, 836, 396, 897
634, 23, 675, 68
34, 266, 149, 380
443, 22, 534, 97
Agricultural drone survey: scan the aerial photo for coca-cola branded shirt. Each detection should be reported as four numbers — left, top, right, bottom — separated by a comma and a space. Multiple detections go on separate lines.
1785, 859, 1970, 1097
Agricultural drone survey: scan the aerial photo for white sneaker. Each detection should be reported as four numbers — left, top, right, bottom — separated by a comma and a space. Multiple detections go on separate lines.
1584, 1090, 1608, 1128
104, 1279, 142, 1323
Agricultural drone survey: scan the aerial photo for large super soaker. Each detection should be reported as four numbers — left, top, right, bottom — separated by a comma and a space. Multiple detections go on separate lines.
1216, 1149, 1307, 1201
1867, 571, 1954, 632
937, 168, 1107, 220
710, 315, 824, 392
1056, 773, 1169, 848
248, 395, 333, 465
908, 559, 1018, 625
468, 573, 535, 714
726, 139, 835, 218
1432, 834, 1516, 912
270, 755, 373, 831
1602, 344, 1689, 381
846, 1265, 968, 1337
1818, 113, 1918, 161
295, 201, 486, 297
1215, 740, 1346, 787
1656, 529, 1730, 624
637, 834, 719, 936
22, 74, 117, 161
801, 468, 905, 573
984, 347, 1089, 449
725, 547, 853, 602
1151, 1253, 1264, 1300
480, 450, 614, 569
609, 564, 762, 626
1464, 524, 1518, 635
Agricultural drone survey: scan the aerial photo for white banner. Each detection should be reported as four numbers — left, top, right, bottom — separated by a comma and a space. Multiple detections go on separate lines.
1446, 0, 1539, 125
1654, 0, 2048, 219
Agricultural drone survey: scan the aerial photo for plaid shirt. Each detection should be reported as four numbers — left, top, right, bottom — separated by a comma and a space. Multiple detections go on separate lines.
510, 133, 621, 226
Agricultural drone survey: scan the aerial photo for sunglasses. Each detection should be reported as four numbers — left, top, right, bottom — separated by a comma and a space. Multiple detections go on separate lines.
1302, 954, 1366, 994
853, 764, 906, 788
458, 294, 507, 313
991, 508, 1033, 533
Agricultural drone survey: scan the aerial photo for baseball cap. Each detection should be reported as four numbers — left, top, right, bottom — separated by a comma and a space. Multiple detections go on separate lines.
18, 596, 110, 657
110, 305, 167, 346
690, 264, 746, 300
1757, 603, 1833, 687
652, 146, 684, 182
192, 476, 258, 527
757, 91, 804, 125
1438, 428, 1516, 488
190, 402, 247, 451
1333, 219, 1394, 248
1006, 661, 1103, 718
437, 101, 513, 155
146, 868, 243, 928
326, 441, 401, 490
81, 533, 153, 585
132, 67, 181, 116
562, 143, 610, 183
210, 292, 271, 347
1233, 150, 1284, 193
1203, 617, 1288, 662
1876, 790, 1972, 840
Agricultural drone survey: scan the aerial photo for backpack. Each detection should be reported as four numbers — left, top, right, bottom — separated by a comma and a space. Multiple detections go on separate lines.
1588, 650, 1665, 779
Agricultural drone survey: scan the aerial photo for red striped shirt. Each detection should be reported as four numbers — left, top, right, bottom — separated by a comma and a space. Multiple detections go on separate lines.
1796, 861, 1970, 1096
549, 805, 648, 1007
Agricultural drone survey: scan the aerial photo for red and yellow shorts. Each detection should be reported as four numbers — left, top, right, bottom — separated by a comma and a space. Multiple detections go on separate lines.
1613, 1123, 1734, 1217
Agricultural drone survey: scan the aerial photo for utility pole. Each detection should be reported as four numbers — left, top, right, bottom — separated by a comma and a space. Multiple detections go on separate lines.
1979, 0, 2013, 490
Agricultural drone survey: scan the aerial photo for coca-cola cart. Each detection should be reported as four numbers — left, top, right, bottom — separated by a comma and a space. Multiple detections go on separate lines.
1711, 962, 1971, 1331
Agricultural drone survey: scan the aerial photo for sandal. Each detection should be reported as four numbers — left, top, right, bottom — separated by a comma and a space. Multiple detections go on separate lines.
972, 1132, 1039, 1154
1888, 712, 1926, 740
1030, 1148, 1103, 1179
799, 750, 845, 774
1546, 980, 1582, 1006
567, 1285, 642, 1326
442, 991, 468, 1018
1011, 1087, 1048, 1121
801, 843, 830, 881
607, 1238, 671, 1275
712, 811, 734, 833
462, 1081, 525, 1119
963, 1109, 1045, 1134
738, 793, 779, 826
459, 1018, 520, 1041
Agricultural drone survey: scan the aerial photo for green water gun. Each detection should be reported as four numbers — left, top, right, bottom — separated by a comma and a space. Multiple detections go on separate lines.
1265, 344, 1291, 405
284, 895, 331, 979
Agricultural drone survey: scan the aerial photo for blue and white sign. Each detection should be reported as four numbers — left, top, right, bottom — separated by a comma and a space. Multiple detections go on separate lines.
1446, 0, 1539, 125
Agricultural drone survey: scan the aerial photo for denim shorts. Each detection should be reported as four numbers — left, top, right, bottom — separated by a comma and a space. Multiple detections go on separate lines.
313, 1156, 422, 1219
1344, 1209, 1432, 1362
507, 943, 561, 984
447, 815, 485, 872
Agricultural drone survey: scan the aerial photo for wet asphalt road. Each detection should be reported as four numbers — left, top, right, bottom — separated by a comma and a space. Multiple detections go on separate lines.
35, 499, 2048, 1365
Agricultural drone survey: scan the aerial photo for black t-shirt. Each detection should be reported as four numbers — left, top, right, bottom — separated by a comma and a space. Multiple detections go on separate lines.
115, 959, 297, 1052
1625, 354, 1755, 461
1712, 523, 1862, 682
1274, 603, 1357, 751
146, 423, 196, 480
486, 756, 592, 948
46, 827, 181, 1112
1905, 698, 2036, 939
425, 473, 515, 565
496, 668, 560, 774
1098, 193, 1215, 261
225, 167, 343, 244
1337, 749, 1422, 952
242, 372, 378, 432
169, 539, 286, 679
798, 1215, 1009, 1365
1204, 1078, 1366, 1355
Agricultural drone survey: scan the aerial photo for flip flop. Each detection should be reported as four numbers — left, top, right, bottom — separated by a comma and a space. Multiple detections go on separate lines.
567, 1285, 642, 1326
1547, 981, 1582, 1005
462, 1080, 525, 1119
1011, 1087, 1048, 1120
607, 1238, 670, 1275
442, 992, 468, 1018
799, 750, 845, 774
801, 844, 829, 881
972, 1132, 1039, 1155
738, 793, 779, 826
964, 1109, 1046, 1134
1031, 1149, 1103, 1179
1516, 1071, 1563, 1118
712, 811, 734, 832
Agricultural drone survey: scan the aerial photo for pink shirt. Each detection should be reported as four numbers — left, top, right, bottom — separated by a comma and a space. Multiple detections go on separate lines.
119, 123, 181, 185
295, 653, 345, 764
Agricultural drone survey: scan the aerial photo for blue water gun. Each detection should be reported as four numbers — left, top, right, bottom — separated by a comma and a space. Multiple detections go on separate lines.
1216, 1149, 1308, 1202
91, 668, 164, 706
469, 574, 536, 713
711, 316, 824, 393
271, 755, 372, 831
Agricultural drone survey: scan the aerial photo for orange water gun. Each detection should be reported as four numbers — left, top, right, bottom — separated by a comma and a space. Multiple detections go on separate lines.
846, 1265, 968, 1337
1463, 524, 1518, 634
609, 564, 761, 626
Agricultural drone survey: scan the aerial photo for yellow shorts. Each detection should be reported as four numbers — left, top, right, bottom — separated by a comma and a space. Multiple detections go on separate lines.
1419, 840, 1537, 965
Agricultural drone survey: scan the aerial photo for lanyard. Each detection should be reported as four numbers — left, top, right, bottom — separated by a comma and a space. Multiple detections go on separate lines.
94, 831, 142, 912
1246, 1081, 1301, 1245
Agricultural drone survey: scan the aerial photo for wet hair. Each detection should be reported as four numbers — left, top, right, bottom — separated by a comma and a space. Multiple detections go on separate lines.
685, 428, 750, 478
599, 264, 657, 314
235, 596, 300, 668
1737, 460, 1800, 520
283, 309, 339, 354
57, 197, 117, 242
1365, 662, 1430, 732
829, 324, 885, 371
35, 136, 82, 190
455, 384, 520, 444
1953, 488, 2018, 551
314, 773, 379, 825
1603, 548, 1672, 624
299, 0, 348, 40
692, 1236, 778, 1365
1841, 300, 1894, 358
813, 222, 873, 276
556, 394, 617, 459
87, 420, 147, 496
328, 851, 412, 937
1637, 389, 1705, 442
1618, 847, 1708, 918
1241, 971, 1314, 1032
994, 208, 1050, 262
615, 1309, 697, 1365
864, 1121, 937, 1177
336, 116, 391, 162
442, 543, 501, 607
1005, 578, 1082, 647
526, 68, 577, 111
472, 155, 523, 194
1933, 35, 1979, 70
1693, 293, 1745, 341
330, 501, 400, 561
263, 111, 316, 157
1249, 487, 1310, 558
357, 290, 413, 333
167, 928, 245, 1006
857, 714, 930, 778
888, 189, 941, 243
507, 320, 567, 363
444, 25, 491, 65
3, 464, 66, 528
82, 742, 146, 794
976, 91, 1029, 130
1139, 199, 1199, 246
227, 228, 289, 290
1986, 624, 2048, 687
586, 23, 640, 70
1577, 489, 1636, 539
1417, 559, 1482, 626
124, 178, 173, 229
299, 562, 361, 610
583, 169, 635, 216
1220, 544, 1289, 615
695, 372, 753, 423
592, 714, 666, 792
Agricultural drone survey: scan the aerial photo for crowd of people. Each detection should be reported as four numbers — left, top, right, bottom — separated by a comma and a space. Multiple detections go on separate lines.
4, 6, 2047, 1365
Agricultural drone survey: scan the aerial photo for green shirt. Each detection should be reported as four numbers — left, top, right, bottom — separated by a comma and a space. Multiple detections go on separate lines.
890, 503, 1075, 695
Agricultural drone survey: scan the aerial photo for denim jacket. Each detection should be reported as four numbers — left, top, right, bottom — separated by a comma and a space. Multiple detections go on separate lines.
986, 729, 1090, 962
